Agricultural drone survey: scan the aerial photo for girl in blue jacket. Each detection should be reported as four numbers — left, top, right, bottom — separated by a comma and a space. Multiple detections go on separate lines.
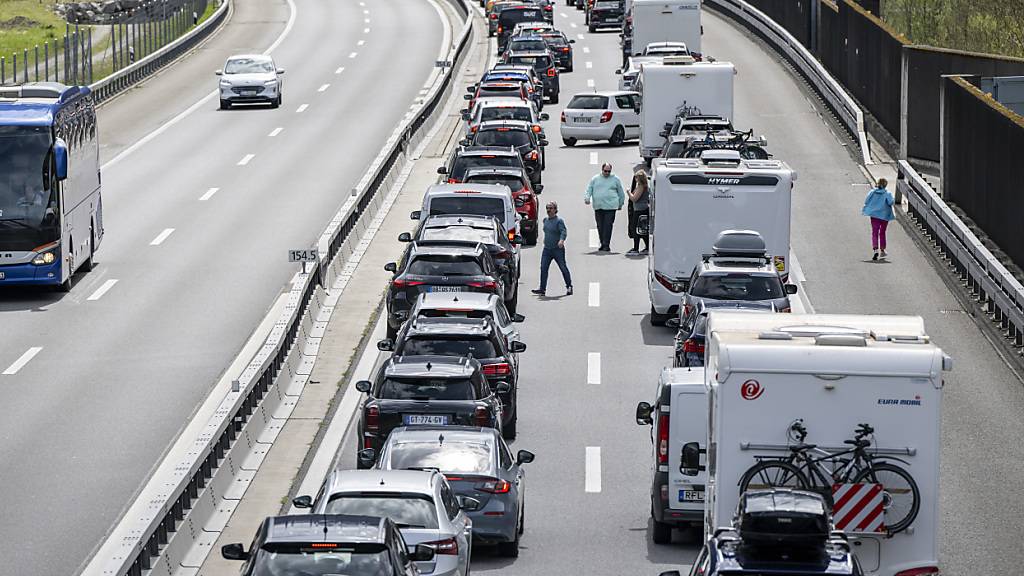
862, 178, 895, 260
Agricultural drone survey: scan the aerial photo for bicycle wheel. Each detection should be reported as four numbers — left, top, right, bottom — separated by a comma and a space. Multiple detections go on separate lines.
853, 462, 920, 534
740, 461, 809, 493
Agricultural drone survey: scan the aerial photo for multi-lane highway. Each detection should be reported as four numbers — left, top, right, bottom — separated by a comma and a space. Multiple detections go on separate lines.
0, 0, 451, 573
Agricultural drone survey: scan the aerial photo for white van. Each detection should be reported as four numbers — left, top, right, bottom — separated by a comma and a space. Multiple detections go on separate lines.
702, 312, 950, 576
630, 0, 702, 57
636, 58, 735, 161
635, 367, 708, 544
413, 183, 519, 239
648, 152, 795, 325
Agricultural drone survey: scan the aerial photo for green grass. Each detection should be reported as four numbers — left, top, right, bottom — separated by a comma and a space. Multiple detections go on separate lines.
0, 0, 67, 59
881, 0, 1024, 59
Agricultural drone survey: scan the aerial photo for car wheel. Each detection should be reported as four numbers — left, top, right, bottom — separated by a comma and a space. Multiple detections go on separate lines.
524, 227, 538, 246
507, 286, 519, 314
609, 125, 625, 146
652, 518, 672, 544
588, 23, 596, 32
650, 305, 670, 327
563, 137, 577, 147
566, 64, 573, 73
219, 99, 231, 110
549, 93, 559, 104
503, 411, 517, 439
496, 530, 520, 557
386, 321, 398, 341
81, 230, 95, 272
270, 95, 280, 109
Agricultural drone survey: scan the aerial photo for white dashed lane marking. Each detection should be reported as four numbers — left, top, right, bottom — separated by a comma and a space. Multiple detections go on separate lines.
585, 447, 602, 493
296, 104, 309, 113
587, 352, 601, 384
150, 228, 175, 246
335, 66, 345, 74
589, 152, 598, 165
237, 153, 255, 166
268, 127, 283, 137
586, 78, 595, 88
586, 61, 593, 69
589, 228, 599, 248
87, 279, 118, 301
588, 281, 600, 307
199, 187, 220, 201
349, 52, 358, 59
318, 84, 330, 92
2, 347, 43, 375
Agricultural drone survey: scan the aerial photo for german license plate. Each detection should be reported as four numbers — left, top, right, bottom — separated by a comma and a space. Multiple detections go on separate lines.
404, 414, 448, 425
680, 490, 705, 502
429, 286, 461, 293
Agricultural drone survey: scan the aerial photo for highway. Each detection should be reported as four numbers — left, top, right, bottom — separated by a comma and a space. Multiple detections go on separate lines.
323, 5, 1024, 576
0, 0, 450, 573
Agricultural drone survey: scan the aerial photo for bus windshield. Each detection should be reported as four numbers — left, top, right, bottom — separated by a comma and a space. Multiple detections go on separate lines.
0, 125, 59, 251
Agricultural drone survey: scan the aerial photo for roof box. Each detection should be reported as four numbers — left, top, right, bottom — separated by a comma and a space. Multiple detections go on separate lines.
699, 149, 742, 165
712, 230, 766, 257
735, 489, 831, 550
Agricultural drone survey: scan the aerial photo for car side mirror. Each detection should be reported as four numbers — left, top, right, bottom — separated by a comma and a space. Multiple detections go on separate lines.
292, 495, 313, 509
534, 183, 544, 194
512, 313, 526, 323
436, 166, 448, 175
614, 69, 622, 74
539, 139, 549, 147
510, 236, 522, 245
659, 130, 668, 138
221, 543, 249, 561
510, 341, 527, 354
411, 544, 436, 562
459, 139, 471, 146
658, 572, 683, 576
398, 232, 413, 243
357, 447, 377, 468
463, 94, 473, 100
276, 68, 285, 74
516, 449, 535, 465
395, 310, 409, 322
540, 113, 549, 121
355, 380, 372, 393
494, 381, 511, 394
458, 496, 481, 511
466, 85, 477, 93
570, 39, 576, 43
785, 284, 798, 295
410, 210, 421, 220
53, 138, 69, 180
680, 441, 705, 476
635, 401, 653, 425
384, 262, 397, 273
377, 338, 395, 352
461, 112, 471, 121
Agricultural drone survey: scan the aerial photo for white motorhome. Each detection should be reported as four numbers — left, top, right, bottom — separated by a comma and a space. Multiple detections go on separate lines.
636, 58, 735, 161
647, 152, 794, 325
629, 0, 702, 57
702, 313, 950, 576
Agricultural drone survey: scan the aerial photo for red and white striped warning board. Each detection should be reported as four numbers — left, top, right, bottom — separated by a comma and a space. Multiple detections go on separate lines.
831, 483, 886, 533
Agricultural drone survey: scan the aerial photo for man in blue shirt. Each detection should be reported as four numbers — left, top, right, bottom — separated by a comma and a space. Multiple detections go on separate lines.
584, 163, 626, 252
531, 201, 573, 296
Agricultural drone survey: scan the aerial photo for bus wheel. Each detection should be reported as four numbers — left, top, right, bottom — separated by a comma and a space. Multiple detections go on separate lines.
82, 232, 95, 272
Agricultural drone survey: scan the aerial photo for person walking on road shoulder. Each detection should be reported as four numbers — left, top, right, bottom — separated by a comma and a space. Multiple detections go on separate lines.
626, 169, 650, 255
531, 201, 573, 296
584, 163, 625, 252
862, 177, 895, 261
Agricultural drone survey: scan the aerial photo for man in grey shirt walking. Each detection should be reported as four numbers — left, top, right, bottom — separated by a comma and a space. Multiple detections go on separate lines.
531, 201, 573, 296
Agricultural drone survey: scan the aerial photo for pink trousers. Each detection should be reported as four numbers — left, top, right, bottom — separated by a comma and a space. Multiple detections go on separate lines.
870, 217, 889, 250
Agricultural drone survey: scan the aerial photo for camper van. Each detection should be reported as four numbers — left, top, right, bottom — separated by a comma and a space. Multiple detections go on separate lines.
629, 0, 702, 57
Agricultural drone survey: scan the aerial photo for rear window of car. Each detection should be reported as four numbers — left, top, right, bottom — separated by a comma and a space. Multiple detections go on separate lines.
508, 55, 552, 70
325, 495, 439, 529
419, 309, 493, 321
402, 337, 498, 359
407, 255, 483, 276
389, 441, 493, 474
690, 274, 784, 300
428, 196, 507, 221
499, 8, 542, 26
451, 155, 521, 178
465, 174, 525, 191
568, 95, 609, 110
473, 129, 531, 148
480, 106, 533, 123
379, 377, 476, 400
664, 141, 688, 158
478, 87, 522, 99
420, 226, 495, 245
541, 35, 567, 46
594, 1, 620, 8
510, 39, 548, 52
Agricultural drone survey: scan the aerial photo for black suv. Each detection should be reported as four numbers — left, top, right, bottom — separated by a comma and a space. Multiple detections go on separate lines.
497, 5, 547, 52
438, 145, 528, 184
503, 51, 560, 103
539, 31, 575, 72
354, 355, 506, 463
400, 214, 521, 311
462, 120, 547, 185
587, 0, 623, 31
378, 316, 526, 438
673, 301, 776, 367
221, 514, 434, 575
384, 242, 505, 339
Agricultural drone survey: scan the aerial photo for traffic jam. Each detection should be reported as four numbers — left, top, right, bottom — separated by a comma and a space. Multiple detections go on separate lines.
217, 1, 950, 575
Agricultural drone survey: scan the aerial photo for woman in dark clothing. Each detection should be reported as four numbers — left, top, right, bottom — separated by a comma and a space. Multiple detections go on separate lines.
626, 169, 650, 255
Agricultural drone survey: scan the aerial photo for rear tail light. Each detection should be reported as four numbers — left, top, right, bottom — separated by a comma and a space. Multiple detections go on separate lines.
599, 111, 613, 123
491, 13, 497, 19
483, 362, 512, 376
365, 405, 380, 432
471, 125, 479, 133
895, 569, 940, 576
447, 178, 459, 184
476, 478, 512, 493
560, 111, 566, 123
561, 47, 570, 52
392, 279, 425, 288
497, 25, 503, 33
423, 537, 459, 556
467, 280, 498, 290
682, 339, 704, 355
544, 4, 552, 9
653, 271, 685, 293
507, 229, 516, 242
474, 406, 491, 426
779, 307, 792, 313
656, 413, 669, 465
682, 304, 692, 317
527, 150, 539, 161
532, 124, 542, 133
494, 249, 512, 259
547, 68, 556, 77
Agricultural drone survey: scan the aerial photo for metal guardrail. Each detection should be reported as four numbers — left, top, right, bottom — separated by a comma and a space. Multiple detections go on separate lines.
88, 0, 229, 103
80, 0, 474, 574
703, 0, 872, 166
900, 161, 1024, 350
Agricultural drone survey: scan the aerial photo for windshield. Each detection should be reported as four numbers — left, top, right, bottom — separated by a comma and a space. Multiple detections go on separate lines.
541, 35, 567, 47
510, 39, 548, 52
252, 544, 391, 576
407, 255, 483, 276
473, 129, 531, 148
402, 337, 498, 358
325, 495, 439, 529
451, 156, 521, 178
379, 377, 476, 400
428, 197, 506, 222
480, 107, 532, 123
508, 55, 551, 71
389, 441, 493, 474
691, 274, 785, 300
465, 174, 524, 191
594, 1, 620, 8
224, 58, 274, 74
567, 95, 609, 110
0, 125, 59, 251
664, 141, 688, 158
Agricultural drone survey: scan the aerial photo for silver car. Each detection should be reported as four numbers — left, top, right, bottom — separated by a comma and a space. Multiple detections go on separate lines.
293, 469, 474, 576
216, 54, 284, 109
368, 426, 535, 558
408, 292, 525, 343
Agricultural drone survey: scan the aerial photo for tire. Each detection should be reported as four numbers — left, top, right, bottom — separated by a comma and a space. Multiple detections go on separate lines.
549, 92, 559, 104
524, 227, 538, 246
507, 285, 519, 314
609, 125, 625, 146
853, 462, 920, 534
503, 411, 517, 439
219, 99, 230, 110
588, 24, 596, 32
649, 306, 670, 327
563, 137, 577, 147
518, 502, 524, 535
739, 460, 809, 493
496, 530, 520, 557
81, 231, 95, 272
652, 518, 672, 544
386, 321, 398, 341
271, 94, 281, 108
566, 64, 573, 73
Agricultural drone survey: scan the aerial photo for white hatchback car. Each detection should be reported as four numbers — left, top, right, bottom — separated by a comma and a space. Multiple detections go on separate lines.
216, 54, 284, 109
559, 91, 640, 146
294, 469, 476, 576
462, 97, 548, 137
414, 183, 520, 240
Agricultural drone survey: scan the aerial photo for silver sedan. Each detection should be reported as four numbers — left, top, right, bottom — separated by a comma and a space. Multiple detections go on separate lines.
216, 54, 284, 109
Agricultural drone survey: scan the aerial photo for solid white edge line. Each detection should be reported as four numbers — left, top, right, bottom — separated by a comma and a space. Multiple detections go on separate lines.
3, 347, 43, 375
585, 447, 602, 493
101, 0, 298, 171
588, 281, 600, 307
199, 187, 220, 201
150, 228, 175, 246
589, 228, 599, 248
587, 352, 601, 385
237, 153, 255, 165
589, 151, 598, 165
87, 279, 119, 301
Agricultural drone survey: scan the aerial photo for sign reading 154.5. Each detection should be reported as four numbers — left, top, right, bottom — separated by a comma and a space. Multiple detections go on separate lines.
288, 249, 319, 263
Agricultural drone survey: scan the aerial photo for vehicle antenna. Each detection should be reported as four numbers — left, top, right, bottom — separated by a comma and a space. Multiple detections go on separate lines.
426, 362, 432, 371
438, 433, 445, 445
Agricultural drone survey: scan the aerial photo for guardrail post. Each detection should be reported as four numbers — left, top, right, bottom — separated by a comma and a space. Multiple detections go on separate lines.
2, 57, 5, 85
44, 42, 48, 81
87, 29, 93, 84
34, 45, 39, 82
23, 49, 28, 83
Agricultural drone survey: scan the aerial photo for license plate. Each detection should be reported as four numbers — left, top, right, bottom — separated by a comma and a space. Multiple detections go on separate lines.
429, 286, 462, 293
575, 116, 593, 123
404, 414, 448, 425
680, 490, 705, 502
243, 89, 257, 95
